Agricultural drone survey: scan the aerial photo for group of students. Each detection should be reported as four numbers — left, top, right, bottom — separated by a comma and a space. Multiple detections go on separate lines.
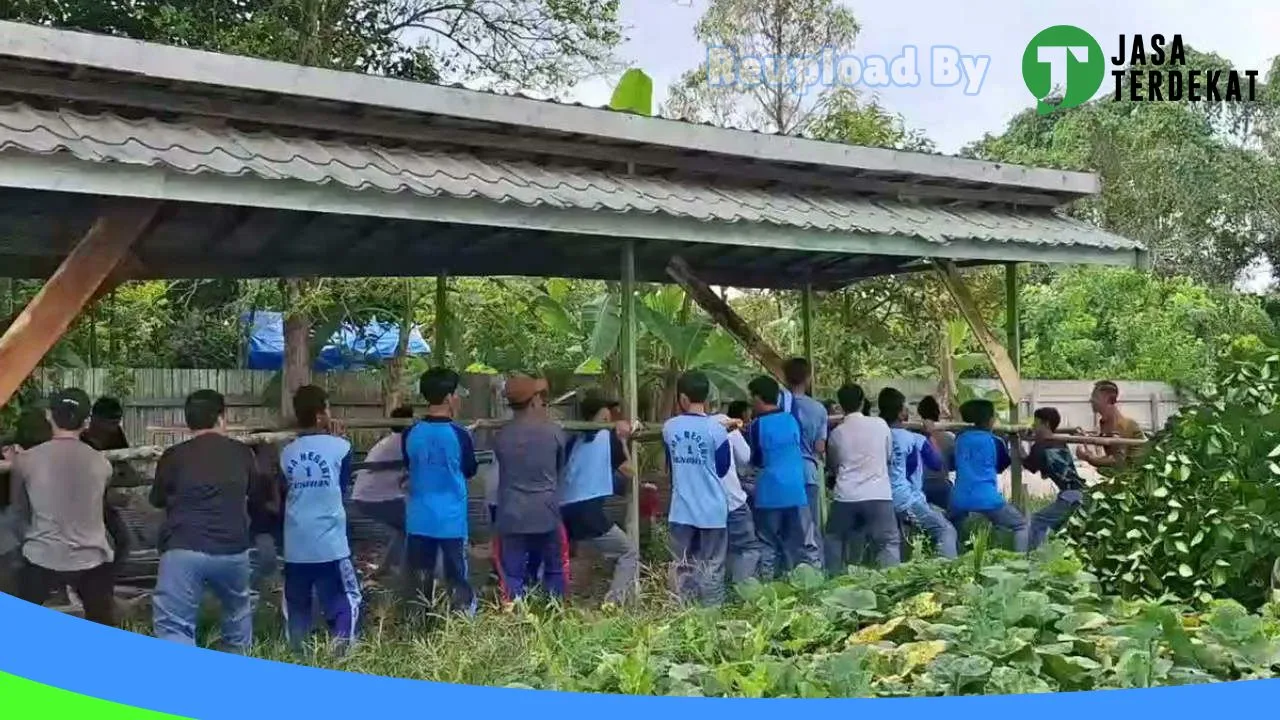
1, 363, 1143, 648
660, 362, 1143, 605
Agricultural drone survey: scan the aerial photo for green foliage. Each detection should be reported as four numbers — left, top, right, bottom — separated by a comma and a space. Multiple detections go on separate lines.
1068, 344, 1280, 608
1020, 268, 1274, 391
609, 69, 654, 116
229, 544, 1280, 695
965, 47, 1280, 285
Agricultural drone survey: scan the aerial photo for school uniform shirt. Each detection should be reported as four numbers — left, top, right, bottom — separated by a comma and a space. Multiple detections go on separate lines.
662, 413, 731, 529
402, 417, 478, 540
1024, 440, 1085, 492
826, 412, 893, 503
351, 432, 408, 504
560, 429, 626, 540
951, 428, 1012, 512
778, 389, 828, 476
888, 427, 943, 511
280, 433, 354, 564
746, 409, 808, 510
710, 414, 750, 512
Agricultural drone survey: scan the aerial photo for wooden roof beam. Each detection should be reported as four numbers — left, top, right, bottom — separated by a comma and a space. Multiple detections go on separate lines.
0, 200, 160, 406
932, 259, 1022, 405
666, 255, 786, 381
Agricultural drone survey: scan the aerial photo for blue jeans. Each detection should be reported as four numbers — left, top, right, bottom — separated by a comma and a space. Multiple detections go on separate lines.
899, 499, 958, 559
952, 504, 1029, 553
1030, 490, 1084, 549
153, 549, 253, 652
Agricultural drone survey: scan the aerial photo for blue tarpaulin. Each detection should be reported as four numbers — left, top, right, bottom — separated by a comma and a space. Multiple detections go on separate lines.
242, 311, 430, 371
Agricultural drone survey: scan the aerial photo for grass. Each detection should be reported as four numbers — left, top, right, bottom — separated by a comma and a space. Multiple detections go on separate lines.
118, 503, 1061, 689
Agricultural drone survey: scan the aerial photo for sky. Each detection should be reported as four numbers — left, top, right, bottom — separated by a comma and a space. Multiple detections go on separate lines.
567, 0, 1280, 153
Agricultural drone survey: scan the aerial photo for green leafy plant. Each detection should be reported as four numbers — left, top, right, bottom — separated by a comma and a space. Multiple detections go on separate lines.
1068, 342, 1280, 607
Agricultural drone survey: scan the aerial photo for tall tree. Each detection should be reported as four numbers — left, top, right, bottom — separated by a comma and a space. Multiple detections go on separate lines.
966, 48, 1280, 285
662, 0, 858, 134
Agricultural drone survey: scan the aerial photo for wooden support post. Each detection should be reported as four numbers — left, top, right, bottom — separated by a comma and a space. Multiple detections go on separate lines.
932, 260, 1023, 407
801, 283, 815, 372
621, 242, 641, 582
434, 271, 448, 367
0, 201, 159, 408
1004, 263, 1025, 509
667, 256, 786, 380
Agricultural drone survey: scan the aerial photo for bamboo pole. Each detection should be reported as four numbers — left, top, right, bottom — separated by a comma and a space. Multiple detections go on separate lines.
1005, 262, 1025, 510
621, 241, 641, 561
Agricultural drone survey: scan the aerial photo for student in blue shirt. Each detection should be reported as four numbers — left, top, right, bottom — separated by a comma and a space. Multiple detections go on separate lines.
747, 375, 812, 579
560, 390, 637, 606
778, 358, 827, 570
879, 388, 958, 560
950, 399, 1029, 552
401, 368, 478, 615
662, 371, 731, 606
279, 385, 360, 652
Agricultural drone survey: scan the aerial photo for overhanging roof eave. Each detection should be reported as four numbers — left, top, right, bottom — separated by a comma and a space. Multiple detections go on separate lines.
0, 152, 1146, 285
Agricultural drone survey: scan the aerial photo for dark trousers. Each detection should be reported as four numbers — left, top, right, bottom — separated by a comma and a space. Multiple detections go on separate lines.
282, 558, 362, 651
668, 523, 728, 606
355, 499, 406, 575
824, 500, 901, 572
17, 559, 116, 626
404, 535, 475, 615
499, 529, 567, 601
754, 506, 811, 579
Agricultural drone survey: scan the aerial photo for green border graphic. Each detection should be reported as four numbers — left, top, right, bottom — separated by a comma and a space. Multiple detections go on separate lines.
0, 671, 188, 718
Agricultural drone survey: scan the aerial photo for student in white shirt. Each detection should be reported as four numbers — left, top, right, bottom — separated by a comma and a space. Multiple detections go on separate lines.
712, 400, 763, 584
824, 383, 901, 571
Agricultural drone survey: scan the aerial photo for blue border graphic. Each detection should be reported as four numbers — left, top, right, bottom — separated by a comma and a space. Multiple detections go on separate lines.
0, 592, 1277, 717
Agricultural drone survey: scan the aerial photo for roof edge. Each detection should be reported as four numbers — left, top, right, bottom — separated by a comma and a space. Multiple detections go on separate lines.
0, 21, 1100, 199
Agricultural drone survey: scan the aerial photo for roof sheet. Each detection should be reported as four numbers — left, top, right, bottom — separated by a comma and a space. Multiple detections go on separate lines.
0, 22, 1100, 203
0, 102, 1140, 255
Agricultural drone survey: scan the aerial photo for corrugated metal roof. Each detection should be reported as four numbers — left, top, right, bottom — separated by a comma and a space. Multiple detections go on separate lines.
0, 102, 1140, 253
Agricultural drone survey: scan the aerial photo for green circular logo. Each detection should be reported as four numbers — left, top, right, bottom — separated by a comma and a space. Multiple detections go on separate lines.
1022, 25, 1105, 114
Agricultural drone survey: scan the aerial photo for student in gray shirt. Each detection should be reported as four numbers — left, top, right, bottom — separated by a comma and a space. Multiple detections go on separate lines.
11, 389, 116, 626
493, 374, 568, 602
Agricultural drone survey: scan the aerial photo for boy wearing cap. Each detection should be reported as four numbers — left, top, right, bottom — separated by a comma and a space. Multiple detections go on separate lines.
663, 371, 732, 606
560, 390, 638, 605
747, 375, 812, 579
80, 396, 137, 580
493, 374, 570, 601
10, 389, 117, 625
279, 385, 361, 651
401, 369, 479, 614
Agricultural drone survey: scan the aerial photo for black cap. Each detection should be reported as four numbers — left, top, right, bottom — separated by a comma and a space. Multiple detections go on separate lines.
91, 397, 124, 421
579, 389, 620, 421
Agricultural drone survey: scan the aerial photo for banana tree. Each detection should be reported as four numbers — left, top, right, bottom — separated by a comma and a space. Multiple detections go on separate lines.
908, 316, 1008, 418
635, 286, 754, 418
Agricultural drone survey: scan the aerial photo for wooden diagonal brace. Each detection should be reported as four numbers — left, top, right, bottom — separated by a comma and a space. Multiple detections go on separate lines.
932, 260, 1022, 405
666, 255, 786, 381
0, 201, 161, 407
